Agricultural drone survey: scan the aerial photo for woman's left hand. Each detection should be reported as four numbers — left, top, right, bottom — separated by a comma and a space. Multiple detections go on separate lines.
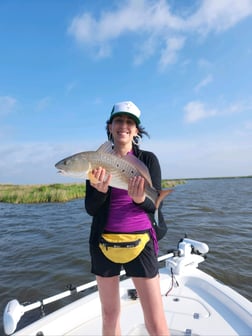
128, 176, 145, 204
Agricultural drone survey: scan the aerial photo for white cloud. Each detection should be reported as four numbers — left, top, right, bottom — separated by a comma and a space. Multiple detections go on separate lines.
187, 0, 252, 34
0, 140, 104, 184
133, 35, 157, 65
159, 36, 185, 69
194, 74, 213, 92
1, 127, 251, 184
144, 134, 252, 179
36, 96, 51, 111
198, 58, 213, 69
0, 96, 17, 117
68, 0, 184, 62
184, 101, 217, 123
244, 120, 252, 130
183, 99, 252, 124
234, 120, 252, 137
67, 0, 252, 67
68, 1, 182, 42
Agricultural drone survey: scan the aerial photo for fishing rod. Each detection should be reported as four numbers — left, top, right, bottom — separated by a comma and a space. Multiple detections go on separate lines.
3, 252, 174, 335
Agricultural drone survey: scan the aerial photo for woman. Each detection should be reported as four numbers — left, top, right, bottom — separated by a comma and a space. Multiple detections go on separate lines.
85, 101, 170, 336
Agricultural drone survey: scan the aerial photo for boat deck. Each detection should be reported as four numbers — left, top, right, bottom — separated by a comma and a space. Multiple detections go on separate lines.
13, 268, 252, 336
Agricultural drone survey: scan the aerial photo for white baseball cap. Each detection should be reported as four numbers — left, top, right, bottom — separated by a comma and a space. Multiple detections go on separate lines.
109, 101, 141, 125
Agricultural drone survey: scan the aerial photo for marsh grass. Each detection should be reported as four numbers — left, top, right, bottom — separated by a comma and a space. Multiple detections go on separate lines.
161, 180, 184, 188
0, 180, 184, 204
0, 183, 85, 204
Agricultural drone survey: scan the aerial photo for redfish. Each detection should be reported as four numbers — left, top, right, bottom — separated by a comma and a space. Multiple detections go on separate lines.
55, 141, 172, 209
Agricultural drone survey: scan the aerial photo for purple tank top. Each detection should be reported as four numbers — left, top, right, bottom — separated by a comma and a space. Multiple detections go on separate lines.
105, 187, 152, 232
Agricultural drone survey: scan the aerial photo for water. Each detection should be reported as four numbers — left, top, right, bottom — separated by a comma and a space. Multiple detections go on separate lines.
1, 178, 251, 334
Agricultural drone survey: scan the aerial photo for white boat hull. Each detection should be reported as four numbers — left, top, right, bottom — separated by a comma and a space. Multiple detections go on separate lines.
4, 239, 252, 336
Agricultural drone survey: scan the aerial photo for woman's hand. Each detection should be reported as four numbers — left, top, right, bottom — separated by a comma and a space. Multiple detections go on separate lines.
89, 167, 112, 193
128, 176, 145, 204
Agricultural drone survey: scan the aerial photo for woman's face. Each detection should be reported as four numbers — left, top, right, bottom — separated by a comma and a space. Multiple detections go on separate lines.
109, 114, 138, 146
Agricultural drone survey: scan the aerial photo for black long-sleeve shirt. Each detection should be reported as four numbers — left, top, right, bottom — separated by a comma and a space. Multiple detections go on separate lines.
85, 145, 165, 246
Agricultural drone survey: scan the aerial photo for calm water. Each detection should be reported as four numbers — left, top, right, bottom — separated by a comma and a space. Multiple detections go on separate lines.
1, 178, 252, 333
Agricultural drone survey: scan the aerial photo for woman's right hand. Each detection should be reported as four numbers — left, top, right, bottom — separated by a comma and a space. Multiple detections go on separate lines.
89, 167, 112, 193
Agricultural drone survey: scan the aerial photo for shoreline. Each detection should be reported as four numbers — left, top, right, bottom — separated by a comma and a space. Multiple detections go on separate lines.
0, 180, 185, 204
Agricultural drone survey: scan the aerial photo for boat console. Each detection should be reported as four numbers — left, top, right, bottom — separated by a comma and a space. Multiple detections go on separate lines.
166, 238, 209, 275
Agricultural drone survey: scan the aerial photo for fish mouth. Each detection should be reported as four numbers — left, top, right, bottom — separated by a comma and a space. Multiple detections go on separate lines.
57, 169, 65, 175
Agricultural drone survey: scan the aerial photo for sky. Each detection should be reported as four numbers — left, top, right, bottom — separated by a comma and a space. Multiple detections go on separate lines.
1, 0, 252, 184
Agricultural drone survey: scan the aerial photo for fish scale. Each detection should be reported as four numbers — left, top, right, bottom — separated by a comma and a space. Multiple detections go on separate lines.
55, 142, 172, 209
88, 152, 143, 187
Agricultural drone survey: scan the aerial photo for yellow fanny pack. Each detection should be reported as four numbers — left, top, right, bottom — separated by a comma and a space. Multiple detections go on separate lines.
99, 232, 150, 264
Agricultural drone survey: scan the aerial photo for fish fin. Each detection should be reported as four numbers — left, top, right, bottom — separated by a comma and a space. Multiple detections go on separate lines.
96, 141, 115, 155
122, 155, 153, 187
155, 189, 174, 209
88, 171, 100, 184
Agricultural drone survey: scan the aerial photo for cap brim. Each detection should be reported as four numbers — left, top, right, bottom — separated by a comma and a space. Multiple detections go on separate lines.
110, 112, 140, 125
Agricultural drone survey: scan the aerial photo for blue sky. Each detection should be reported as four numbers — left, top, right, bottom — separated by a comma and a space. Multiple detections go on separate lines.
1, 0, 252, 184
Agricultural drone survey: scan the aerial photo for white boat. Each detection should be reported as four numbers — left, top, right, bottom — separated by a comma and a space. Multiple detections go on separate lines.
3, 237, 252, 336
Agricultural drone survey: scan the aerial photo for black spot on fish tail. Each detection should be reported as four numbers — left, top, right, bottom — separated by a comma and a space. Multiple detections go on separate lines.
155, 189, 174, 209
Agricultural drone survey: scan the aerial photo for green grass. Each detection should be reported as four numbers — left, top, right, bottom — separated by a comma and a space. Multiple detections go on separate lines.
0, 180, 184, 204
0, 183, 85, 204
161, 179, 184, 188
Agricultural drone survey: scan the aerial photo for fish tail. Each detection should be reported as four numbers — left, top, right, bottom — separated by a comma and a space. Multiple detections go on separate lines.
155, 189, 173, 209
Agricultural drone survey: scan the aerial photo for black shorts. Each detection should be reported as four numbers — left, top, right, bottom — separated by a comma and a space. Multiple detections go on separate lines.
90, 239, 159, 278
